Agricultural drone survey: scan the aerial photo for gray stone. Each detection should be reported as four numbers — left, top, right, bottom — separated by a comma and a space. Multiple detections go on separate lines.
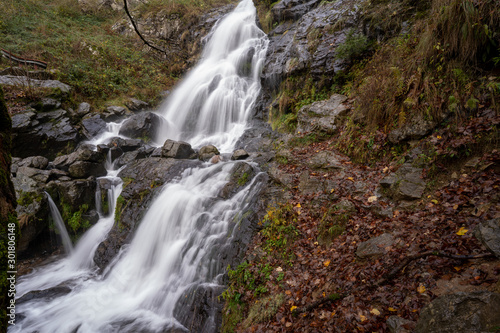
388, 115, 437, 144
31, 98, 61, 111
198, 145, 220, 161
19, 156, 49, 170
125, 97, 149, 111
118, 111, 164, 140
102, 105, 128, 121
297, 94, 349, 134
298, 171, 324, 194
82, 115, 107, 139
0, 75, 71, 93
308, 150, 344, 170
474, 218, 500, 258
415, 292, 500, 333
387, 316, 415, 333
108, 137, 143, 152
53, 145, 105, 172
356, 233, 395, 259
77, 102, 91, 116
68, 161, 106, 178
114, 150, 147, 168
231, 149, 250, 160
380, 163, 426, 201
161, 139, 196, 159
268, 164, 293, 187
219, 162, 256, 199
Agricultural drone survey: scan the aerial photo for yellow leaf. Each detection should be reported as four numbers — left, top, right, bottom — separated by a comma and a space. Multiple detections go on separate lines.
330, 189, 335, 193
431, 199, 438, 204
370, 308, 380, 316
453, 204, 459, 210
359, 314, 367, 322
296, 203, 301, 208
417, 284, 426, 294
454, 266, 461, 271
297, 210, 301, 215
347, 177, 354, 181
324, 260, 331, 267
368, 196, 378, 203
388, 307, 398, 312
290, 306, 297, 312
456, 227, 468, 236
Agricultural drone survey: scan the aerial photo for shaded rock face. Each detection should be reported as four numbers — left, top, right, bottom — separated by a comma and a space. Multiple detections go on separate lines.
82, 114, 107, 139
11, 109, 80, 159
297, 94, 350, 134
161, 139, 196, 159
93, 157, 198, 270
388, 114, 437, 144
415, 292, 500, 333
53, 145, 106, 178
219, 162, 256, 199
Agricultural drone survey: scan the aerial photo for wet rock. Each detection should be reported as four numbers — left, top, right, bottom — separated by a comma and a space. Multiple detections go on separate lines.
118, 111, 164, 140
94, 157, 197, 270
46, 179, 96, 210
0, 75, 71, 93
380, 163, 426, 201
16, 191, 49, 253
53, 145, 105, 173
161, 139, 196, 159
415, 292, 500, 333
219, 162, 256, 199
297, 94, 350, 134
356, 233, 395, 259
82, 114, 107, 139
210, 155, 223, 164
231, 149, 249, 160
272, 0, 321, 22
114, 150, 148, 168
387, 316, 415, 333
17, 286, 72, 305
108, 137, 143, 152
308, 150, 344, 170
198, 145, 220, 161
68, 161, 106, 178
11, 110, 80, 159
174, 284, 224, 333
125, 97, 149, 111
474, 218, 500, 258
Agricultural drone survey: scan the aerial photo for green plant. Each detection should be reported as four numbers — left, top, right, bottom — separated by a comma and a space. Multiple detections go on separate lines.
237, 172, 249, 186
335, 29, 369, 61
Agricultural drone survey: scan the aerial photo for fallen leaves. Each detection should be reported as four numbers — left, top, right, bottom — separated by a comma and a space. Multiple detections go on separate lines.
456, 227, 468, 236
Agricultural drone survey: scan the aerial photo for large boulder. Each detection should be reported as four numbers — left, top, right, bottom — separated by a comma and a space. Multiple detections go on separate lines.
0, 75, 71, 94
356, 233, 395, 259
379, 163, 426, 201
416, 292, 500, 333
118, 111, 164, 141
53, 145, 106, 178
161, 139, 196, 159
81, 114, 107, 139
11, 110, 80, 159
297, 94, 350, 134
198, 145, 220, 162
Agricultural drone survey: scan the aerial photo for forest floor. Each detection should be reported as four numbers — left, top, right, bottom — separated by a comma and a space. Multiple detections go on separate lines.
224, 106, 500, 332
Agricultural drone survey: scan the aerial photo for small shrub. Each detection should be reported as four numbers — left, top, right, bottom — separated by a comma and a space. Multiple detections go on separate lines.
335, 29, 369, 61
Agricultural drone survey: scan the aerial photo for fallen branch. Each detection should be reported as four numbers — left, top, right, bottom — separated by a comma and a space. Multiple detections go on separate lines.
1, 49, 47, 69
376, 250, 494, 286
123, 0, 166, 54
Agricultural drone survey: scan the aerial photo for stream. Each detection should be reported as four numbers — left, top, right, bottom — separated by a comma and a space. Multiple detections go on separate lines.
11, 0, 268, 331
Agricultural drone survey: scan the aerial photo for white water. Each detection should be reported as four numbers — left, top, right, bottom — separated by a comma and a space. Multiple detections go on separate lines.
45, 192, 73, 254
12, 1, 267, 332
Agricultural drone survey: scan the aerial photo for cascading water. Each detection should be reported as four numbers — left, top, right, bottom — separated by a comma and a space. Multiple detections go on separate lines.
12, 0, 267, 332
45, 192, 73, 255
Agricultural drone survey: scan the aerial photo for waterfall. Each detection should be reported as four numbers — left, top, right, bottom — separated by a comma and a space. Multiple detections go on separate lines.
12, 0, 267, 332
45, 192, 73, 255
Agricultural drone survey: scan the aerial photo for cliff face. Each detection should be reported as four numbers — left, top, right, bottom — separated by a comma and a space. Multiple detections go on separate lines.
0, 86, 18, 333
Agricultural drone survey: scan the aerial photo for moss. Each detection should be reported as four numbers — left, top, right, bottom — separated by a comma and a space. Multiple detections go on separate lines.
16, 191, 43, 207
237, 172, 249, 186
242, 293, 285, 328
317, 206, 350, 246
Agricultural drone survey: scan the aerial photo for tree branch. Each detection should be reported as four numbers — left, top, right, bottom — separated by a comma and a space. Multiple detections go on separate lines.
123, 0, 166, 54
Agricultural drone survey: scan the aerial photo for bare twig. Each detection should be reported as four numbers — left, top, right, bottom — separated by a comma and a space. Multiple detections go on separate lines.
123, 0, 166, 54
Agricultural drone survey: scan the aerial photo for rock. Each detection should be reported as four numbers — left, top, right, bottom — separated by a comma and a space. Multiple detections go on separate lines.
102, 105, 128, 121
77, 102, 91, 116
82, 115, 107, 139
17, 286, 72, 305
114, 150, 147, 168
173, 284, 224, 333
31, 98, 61, 112
415, 292, 500, 333
297, 94, 350, 134
18, 156, 49, 169
68, 161, 106, 178
272, 0, 321, 22
108, 137, 143, 152
308, 150, 344, 170
11, 110, 80, 159
125, 97, 149, 111
16, 191, 49, 253
198, 145, 220, 161
380, 163, 426, 201
219, 162, 256, 199
268, 164, 293, 187
388, 115, 437, 144
118, 111, 164, 141
53, 145, 105, 173
337, 199, 356, 213
94, 157, 196, 270
298, 171, 324, 194
231, 149, 249, 160
46, 179, 96, 214
386, 316, 415, 333
161, 139, 196, 159
356, 233, 395, 259
0, 75, 71, 93
210, 155, 223, 164
474, 218, 500, 258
